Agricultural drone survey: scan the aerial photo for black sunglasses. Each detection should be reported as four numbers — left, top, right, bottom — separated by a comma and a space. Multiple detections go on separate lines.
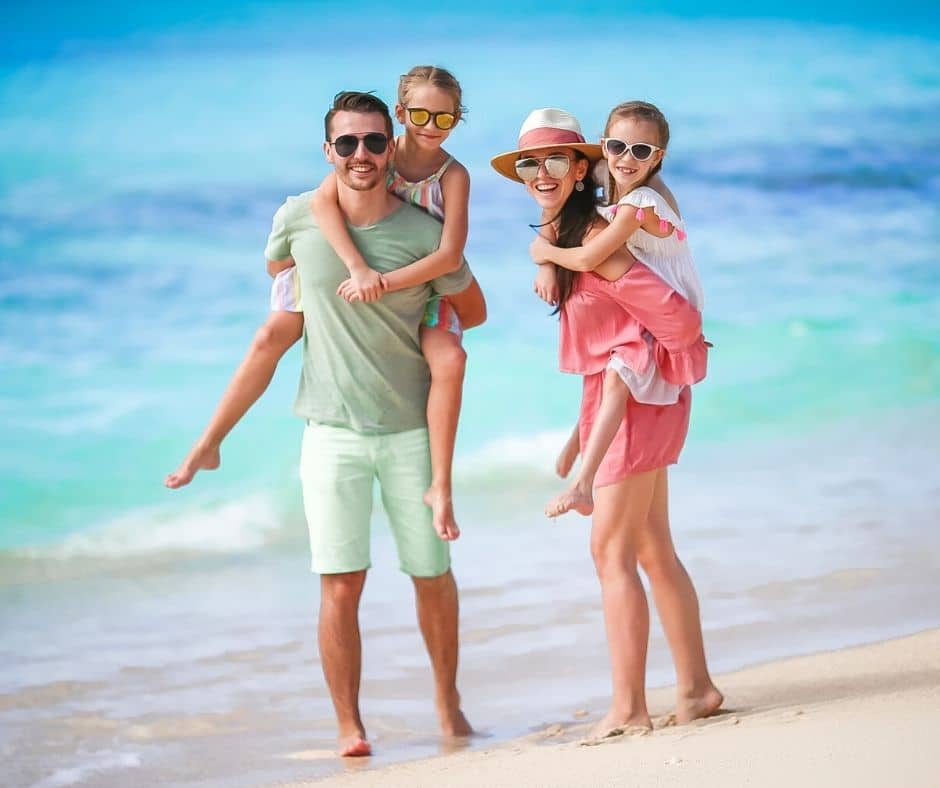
328, 132, 390, 157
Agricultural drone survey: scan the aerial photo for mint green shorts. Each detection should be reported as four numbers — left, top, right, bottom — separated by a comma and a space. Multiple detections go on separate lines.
299, 422, 449, 577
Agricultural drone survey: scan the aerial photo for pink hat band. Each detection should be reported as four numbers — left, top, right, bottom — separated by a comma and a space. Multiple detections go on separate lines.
517, 127, 586, 149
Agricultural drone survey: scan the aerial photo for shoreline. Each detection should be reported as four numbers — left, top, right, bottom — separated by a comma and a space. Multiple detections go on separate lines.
279, 628, 940, 787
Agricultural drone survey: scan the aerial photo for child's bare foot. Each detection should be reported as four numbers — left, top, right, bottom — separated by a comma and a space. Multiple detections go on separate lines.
585, 708, 652, 741
164, 442, 220, 489
675, 684, 724, 725
555, 438, 579, 478
424, 486, 460, 541
545, 482, 594, 518
338, 732, 372, 757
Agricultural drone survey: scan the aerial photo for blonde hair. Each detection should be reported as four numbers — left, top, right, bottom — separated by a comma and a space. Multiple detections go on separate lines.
398, 65, 466, 118
603, 100, 670, 199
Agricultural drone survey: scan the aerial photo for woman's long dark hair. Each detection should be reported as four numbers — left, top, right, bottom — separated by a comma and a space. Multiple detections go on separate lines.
551, 153, 599, 314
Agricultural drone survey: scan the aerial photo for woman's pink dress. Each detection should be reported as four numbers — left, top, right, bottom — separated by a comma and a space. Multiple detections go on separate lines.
559, 264, 707, 487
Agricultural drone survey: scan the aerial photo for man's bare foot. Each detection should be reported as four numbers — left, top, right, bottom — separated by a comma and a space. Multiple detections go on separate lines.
164, 442, 221, 489
675, 685, 724, 725
545, 482, 594, 518
586, 708, 652, 741
338, 733, 372, 757
438, 704, 473, 737
555, 437, 579, 478
424, 486, 460, 541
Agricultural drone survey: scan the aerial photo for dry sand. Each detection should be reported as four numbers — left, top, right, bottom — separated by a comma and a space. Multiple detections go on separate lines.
280, 628, 940, 787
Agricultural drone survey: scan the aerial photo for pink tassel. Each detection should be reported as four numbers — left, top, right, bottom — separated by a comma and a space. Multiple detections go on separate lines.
659, 219, 669, 233
676, 229, 687, 241
635, 208, 645, 221
609, 204, 619, 216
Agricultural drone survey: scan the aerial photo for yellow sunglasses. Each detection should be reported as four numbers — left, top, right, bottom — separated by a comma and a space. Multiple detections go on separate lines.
406, 107, 457, 131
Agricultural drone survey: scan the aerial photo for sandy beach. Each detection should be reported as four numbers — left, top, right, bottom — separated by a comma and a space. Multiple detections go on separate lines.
282, 628, 940, 788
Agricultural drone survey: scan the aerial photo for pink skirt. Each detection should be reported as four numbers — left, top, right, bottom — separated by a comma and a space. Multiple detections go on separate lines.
579, 372, 691, 487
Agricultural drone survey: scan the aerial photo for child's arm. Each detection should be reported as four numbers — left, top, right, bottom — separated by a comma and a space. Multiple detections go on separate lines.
380, 162, 471, 292
266, 257, 295, 277
530, 200, 676, 273
311, 174, 385, 302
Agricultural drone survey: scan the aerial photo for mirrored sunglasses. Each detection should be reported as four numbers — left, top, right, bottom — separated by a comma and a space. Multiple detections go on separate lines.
329, 132, 389, 157
514, 154, 572, 182
406, 107, 457, 131
601, 138, 662, 161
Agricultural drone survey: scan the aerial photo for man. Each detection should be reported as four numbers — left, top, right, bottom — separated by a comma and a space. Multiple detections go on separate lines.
263, 91, 484, 757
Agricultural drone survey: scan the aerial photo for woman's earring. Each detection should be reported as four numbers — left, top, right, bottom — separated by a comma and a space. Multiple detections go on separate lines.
575, 180, 585, 192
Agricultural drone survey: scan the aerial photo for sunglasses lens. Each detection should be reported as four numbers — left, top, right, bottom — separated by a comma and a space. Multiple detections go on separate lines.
631, 144, 654, 161
434, 113, 456, 130
544, 155, 571, 178
363, 133, 389, 154
514, 158, 540, 181
408, 109, 431, 126
604, 139, 627, 157
333, 135, 358, 157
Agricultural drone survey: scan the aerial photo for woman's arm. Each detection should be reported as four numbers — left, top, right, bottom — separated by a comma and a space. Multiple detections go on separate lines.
381, 162, 471, 292
311, 174, 385, 302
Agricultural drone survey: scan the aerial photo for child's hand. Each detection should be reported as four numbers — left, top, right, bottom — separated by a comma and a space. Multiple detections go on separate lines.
337, 267, 386, 303
529, 234, 555, 264
533, 264, 559, 306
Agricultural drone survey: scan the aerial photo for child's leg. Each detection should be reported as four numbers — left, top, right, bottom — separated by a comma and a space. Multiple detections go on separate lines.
546, 368, 629, 517
419, 317, 466, 542
165, 310, 303, 489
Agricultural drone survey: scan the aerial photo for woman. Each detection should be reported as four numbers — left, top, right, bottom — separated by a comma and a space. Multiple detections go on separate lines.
491, 108, 722, 737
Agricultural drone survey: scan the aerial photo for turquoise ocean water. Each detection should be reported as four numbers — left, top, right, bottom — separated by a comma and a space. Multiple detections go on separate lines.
1, 2, 939, 785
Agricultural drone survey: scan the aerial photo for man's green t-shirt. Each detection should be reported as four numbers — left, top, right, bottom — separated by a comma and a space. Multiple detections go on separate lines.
264, 190, 473, 434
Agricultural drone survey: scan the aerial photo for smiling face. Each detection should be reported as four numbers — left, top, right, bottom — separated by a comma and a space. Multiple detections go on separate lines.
396, 83, 459, 152
519, 146, 589, 214
324, 110, 393, 192
604, 115, 666, 195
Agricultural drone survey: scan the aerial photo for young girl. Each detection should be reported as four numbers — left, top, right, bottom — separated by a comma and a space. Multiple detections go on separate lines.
529, 101, 706, 518
166, 66, 474, 540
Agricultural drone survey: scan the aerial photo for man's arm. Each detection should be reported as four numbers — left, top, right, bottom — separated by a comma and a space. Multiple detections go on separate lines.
446, 277, 486, 330
266, 257, 294, 277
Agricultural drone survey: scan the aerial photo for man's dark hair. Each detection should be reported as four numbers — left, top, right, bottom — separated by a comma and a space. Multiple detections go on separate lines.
324, 91, 394, 140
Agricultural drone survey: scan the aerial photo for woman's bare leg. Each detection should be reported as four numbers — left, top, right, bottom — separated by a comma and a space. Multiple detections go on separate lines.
165, 311, 303, 488
546, 369, 629, 517
637, 468, 723, 723
587, 470, 659, 738
419, 323, 466, 541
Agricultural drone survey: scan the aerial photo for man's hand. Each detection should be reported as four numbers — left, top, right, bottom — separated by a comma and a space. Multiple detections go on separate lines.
337, 266, 387, 303
534, 264, 559, 306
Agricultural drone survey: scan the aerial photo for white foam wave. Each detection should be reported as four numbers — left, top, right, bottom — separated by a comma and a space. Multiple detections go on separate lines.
455, 429, 571, 482
19, 493, 290, 561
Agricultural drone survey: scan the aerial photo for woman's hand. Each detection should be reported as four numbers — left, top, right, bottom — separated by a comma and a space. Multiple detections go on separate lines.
533, 264, 559, 306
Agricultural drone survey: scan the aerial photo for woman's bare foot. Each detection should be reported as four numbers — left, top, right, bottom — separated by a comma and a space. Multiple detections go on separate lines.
338, 732, 372, 757
675, 684, 724, 725
164, 442, 220, 489
545, 482, 594, 517
424, 486, 460, 541
555, 437, 579, 478
586, 708, 652, 741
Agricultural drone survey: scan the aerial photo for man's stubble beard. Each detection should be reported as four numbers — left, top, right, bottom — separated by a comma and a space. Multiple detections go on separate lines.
336, 160, 387, 192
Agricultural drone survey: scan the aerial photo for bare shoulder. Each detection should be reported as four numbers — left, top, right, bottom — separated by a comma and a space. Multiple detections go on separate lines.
441, 157, 470, 186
